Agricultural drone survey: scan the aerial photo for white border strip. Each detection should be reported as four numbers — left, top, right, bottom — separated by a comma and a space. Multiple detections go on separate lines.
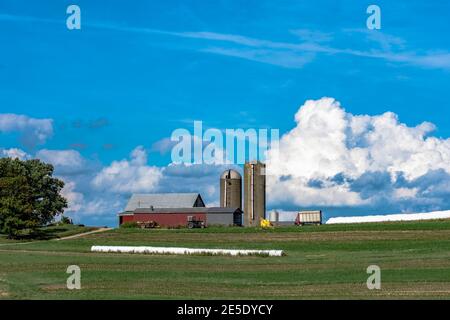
91, 245, 284, 257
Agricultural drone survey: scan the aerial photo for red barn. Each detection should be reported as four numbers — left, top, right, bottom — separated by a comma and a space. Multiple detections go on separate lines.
118, 193, 242, 227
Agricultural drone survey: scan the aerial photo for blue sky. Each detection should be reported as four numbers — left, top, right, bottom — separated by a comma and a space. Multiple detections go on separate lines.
1, 1, 450, 226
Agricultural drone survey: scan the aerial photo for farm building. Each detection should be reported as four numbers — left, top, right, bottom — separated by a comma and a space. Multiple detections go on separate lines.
118, 193, 242, 227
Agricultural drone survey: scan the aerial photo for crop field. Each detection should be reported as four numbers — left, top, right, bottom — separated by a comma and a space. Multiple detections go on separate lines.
1, 220, 450, 299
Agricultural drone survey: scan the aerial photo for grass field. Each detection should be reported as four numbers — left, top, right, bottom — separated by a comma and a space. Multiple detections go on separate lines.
1, 220, 450, 299
0, 224, 98, 244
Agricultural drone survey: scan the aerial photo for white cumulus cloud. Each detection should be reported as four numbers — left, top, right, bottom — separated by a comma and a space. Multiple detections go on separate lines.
36, 149, 85, 169
0, 113, 53, 147
61, 180, 84, 213
61, 179, 123, 218
92, 146, 162, 193
0, 148, 29, 160
266, 97, 450, 211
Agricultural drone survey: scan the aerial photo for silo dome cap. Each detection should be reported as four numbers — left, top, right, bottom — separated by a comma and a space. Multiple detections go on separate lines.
221, 169, 241, 179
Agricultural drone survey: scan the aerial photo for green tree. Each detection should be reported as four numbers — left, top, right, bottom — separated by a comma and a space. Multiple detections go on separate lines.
0, 158, 68, 238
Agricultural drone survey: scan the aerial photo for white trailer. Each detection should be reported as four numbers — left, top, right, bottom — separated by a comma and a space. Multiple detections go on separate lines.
295, 210, 322, 226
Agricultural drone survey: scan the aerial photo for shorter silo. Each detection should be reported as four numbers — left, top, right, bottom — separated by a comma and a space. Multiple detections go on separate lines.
220, 169, 242, 209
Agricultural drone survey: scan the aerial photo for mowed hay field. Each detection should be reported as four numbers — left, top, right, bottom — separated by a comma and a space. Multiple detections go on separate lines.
2, 220, 450, 299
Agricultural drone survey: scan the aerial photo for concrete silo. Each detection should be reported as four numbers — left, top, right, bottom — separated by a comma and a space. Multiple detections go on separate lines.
220, 169, 242, 209
244, 161, 266, 227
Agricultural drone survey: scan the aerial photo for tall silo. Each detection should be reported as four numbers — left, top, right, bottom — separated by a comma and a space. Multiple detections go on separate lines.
220, 169, 242, 209
244, 161, 266, 227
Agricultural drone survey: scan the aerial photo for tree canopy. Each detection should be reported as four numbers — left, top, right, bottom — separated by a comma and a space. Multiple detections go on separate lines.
0, 157, 68, 238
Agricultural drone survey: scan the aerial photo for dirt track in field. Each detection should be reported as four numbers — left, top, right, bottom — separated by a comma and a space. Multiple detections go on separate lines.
56, 227, 112, 240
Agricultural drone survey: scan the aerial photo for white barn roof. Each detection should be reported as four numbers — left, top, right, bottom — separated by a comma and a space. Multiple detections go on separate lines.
124, 193, 205, 211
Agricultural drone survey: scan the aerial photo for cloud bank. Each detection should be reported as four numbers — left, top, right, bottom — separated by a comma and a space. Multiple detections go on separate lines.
267, 97, 450, 213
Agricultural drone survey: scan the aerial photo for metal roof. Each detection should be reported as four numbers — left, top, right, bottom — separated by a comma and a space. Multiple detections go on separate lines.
124, 193, 204, 211
133, 207, 209, 214
122, 207, 242, 215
